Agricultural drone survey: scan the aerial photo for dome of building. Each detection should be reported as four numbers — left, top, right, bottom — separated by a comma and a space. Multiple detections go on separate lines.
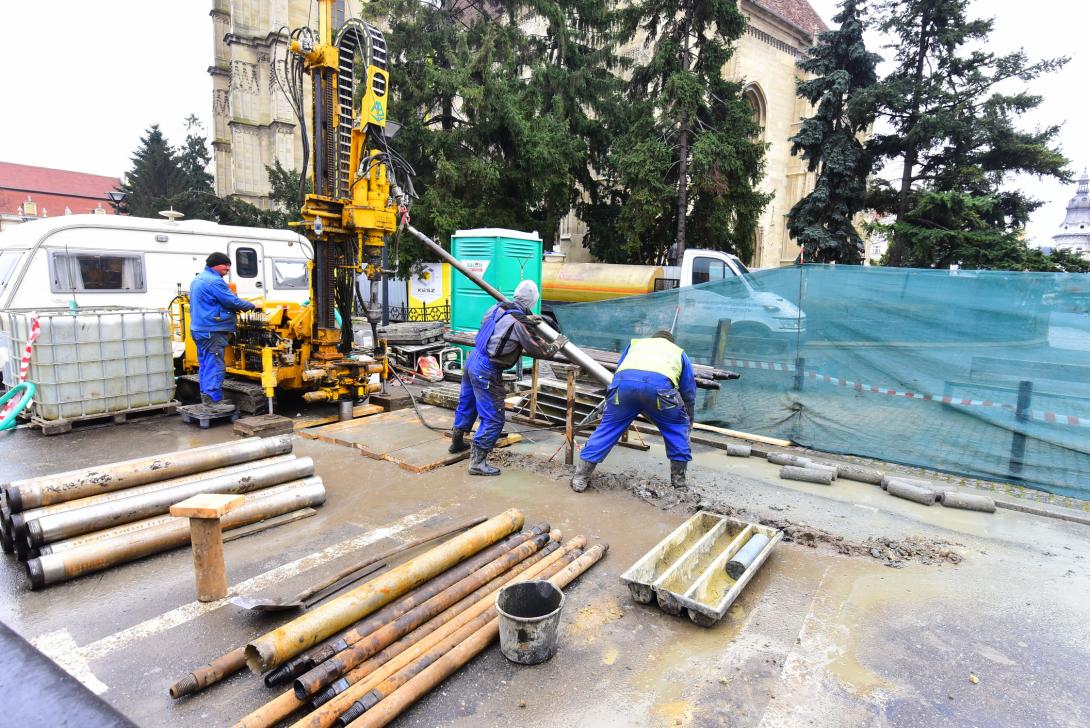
1052, 169, 1090, 255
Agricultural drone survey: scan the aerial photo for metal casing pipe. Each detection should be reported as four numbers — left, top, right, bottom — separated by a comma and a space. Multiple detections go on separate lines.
403, 224, 613, 386
26, 478, 326, 589
26, 457, 315, 547
5, 436, 293, 512
11, 456, 297, 538
244, 509, 524, 674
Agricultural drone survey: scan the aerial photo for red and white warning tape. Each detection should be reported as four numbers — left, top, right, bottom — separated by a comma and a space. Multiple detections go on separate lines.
1, 316, 40, 416
720, 355, 1090, 428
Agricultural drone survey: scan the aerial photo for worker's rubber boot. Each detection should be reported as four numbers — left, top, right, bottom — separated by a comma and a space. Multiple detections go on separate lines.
200, 393, 214, 407
571, 458, 597, 493
448, 428, 471, 454
670, 460, 688, 489
468, 446, 500, 476
211, 399, 237, 415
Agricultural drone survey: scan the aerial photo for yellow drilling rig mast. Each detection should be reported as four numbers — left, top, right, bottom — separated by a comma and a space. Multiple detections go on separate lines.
178, 2, 410, 411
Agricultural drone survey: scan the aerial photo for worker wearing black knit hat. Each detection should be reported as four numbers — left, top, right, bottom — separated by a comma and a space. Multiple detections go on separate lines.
188, 252, 257, 413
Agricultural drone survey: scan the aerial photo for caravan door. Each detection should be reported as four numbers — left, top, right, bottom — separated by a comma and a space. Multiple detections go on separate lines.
228, 241, 265, 302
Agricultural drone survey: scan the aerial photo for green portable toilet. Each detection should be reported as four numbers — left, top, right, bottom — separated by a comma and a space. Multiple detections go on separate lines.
450, 228, 542, 364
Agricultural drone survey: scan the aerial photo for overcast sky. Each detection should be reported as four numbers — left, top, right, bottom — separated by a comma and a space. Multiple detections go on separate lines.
0, 1, 1083, 246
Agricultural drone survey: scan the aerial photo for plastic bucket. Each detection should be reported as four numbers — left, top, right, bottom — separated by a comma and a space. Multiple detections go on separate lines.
496, 580, 565, 665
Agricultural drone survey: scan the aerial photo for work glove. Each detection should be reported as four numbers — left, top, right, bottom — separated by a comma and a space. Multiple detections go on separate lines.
548, 335, 570, 355
523, 313, 544, 326
684, 401, 695, 427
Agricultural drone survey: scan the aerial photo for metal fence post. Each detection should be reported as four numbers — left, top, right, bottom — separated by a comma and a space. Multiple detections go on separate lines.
1008, 379, 1033, 478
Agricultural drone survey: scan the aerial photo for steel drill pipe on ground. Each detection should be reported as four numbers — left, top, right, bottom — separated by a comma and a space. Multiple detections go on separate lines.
235, 538, 574, 728
344, 543, 609, 728
12, 456, 297, 539
265, 524, 550, 687
282, 538, 583, 728
245, 509, 524, 674
26, 457, 315, 548
169, 516, 491, 700
332, 549, 583, 727
5, 436, 293, 512
294, 532, 551, 699
26, 478, 326, 589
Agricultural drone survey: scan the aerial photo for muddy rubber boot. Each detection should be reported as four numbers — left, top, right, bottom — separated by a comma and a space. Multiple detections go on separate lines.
468, 446, 500, 476
571, 458, 597, 493
200, 393, 214, 407
211, 400, 237, 415
448, 428, 470, 454
670, 460, 688, 489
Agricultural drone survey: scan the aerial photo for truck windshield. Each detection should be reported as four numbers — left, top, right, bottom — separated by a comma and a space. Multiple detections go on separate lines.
0, 250, 20, 295
734, 259, 766, 291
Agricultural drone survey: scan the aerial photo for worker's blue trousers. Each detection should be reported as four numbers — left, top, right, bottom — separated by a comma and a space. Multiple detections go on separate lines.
581, 375, 692, 463
453, 353, 507, 450
193, 331, 230, 402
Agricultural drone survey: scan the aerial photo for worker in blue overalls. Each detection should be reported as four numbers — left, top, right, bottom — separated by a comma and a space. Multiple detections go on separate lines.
189, 252, 257, 414
572, 330, 696, 491
450, 280, 568, 476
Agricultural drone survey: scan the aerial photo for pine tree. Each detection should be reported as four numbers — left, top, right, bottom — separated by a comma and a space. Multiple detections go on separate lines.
866, 0, 1069, 268
119, 125, 187, 218
593, 0, 770, 265
173, 115, 218, 220
787, 0, 880, 264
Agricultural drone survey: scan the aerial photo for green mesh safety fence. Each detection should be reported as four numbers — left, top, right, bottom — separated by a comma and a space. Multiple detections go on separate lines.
554, 265, 1090, 498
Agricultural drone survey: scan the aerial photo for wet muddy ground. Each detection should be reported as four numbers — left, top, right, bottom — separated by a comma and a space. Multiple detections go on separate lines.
1, 411, 1089, 727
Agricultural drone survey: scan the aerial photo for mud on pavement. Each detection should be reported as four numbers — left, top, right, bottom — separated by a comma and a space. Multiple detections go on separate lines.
491, 449, 964, 568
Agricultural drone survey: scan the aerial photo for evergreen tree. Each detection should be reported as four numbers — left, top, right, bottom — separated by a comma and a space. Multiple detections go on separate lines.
787, 0, 880, 264
363, 0, 618, 272
118, 125, 187, 218
593, 0, 770, 265
173, 115, 219, 220
866, 0, 1069, 268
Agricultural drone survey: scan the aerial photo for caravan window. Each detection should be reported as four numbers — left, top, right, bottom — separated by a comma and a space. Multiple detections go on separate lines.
49, 251, 146, 292
0, 250, 21, 294
235, 247, 258, 278
271, 259, 308, 290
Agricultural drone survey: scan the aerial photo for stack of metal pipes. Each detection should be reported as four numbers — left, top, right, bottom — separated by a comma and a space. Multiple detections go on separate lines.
170, 509, 606, 728
0, 435, 326, 590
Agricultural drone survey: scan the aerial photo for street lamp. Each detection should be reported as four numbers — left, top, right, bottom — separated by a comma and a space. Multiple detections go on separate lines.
106, 190, 127, 215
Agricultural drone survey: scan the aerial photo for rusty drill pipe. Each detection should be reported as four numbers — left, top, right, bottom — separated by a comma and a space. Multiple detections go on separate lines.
5, 436, 293, 512
169, 516, 490, 701
26, 457, 315, 547
245, 508, 524, 674
264, 523, 549, 687
291, 539, 585, 728
234, 540, 566, 728
12, 456, 298, 539
26, 478, 326, 589
345, 544, 609, 728
335, 550, 584, 725
294, 532, 550, 699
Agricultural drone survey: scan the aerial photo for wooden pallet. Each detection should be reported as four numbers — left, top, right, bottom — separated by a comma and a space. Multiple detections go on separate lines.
234, 414, 295, 437
29, 401, 180, 436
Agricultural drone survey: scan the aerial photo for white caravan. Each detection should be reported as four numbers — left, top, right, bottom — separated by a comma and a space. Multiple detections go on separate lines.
0, 214, 313, 311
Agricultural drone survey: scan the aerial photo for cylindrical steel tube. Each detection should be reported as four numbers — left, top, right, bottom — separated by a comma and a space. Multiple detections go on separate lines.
284, 539, 584, 728
885, 479, 937, 505
245, 509, 524, 674
725, 444, 751, 457
880, 475, 935, 491
27, 457, 315, 547
13, 455, 297, 536
779, 466, 833, 485
266, 524, 550, 688
837, 464, 884, 485
5, 436, 292, 511
170, 648, 246, 699
403, 224, 613, 386
768, 453, 811, 467
294, 533, 550, 699
726, 533, 771, 579
344, 544, 608, 728
938, 491, 996, 513
26, 478, 326, 589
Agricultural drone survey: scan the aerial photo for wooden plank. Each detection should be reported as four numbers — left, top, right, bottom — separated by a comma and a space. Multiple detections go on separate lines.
384, 433, 524, 473
692, 422, 791, 447
296, 404, 391, 438
170, 493, 245, 519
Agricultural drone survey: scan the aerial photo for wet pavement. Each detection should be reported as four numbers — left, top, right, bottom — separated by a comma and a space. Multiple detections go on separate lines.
1, 411, 1088, 727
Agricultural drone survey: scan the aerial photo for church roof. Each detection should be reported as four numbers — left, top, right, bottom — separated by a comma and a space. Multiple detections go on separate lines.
1053, 169, 1090, 249
750, 0, 829, 37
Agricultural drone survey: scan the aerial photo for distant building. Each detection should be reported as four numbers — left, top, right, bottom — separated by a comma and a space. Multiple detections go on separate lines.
1052, 170, 1090, 257
0, 162, 119, 232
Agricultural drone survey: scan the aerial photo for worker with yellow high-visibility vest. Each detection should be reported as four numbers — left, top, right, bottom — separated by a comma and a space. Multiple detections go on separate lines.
572, 330, 696, 492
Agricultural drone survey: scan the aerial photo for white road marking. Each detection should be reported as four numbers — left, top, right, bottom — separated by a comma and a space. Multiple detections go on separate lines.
31, 628, 109, 695
32, 506, 440, 675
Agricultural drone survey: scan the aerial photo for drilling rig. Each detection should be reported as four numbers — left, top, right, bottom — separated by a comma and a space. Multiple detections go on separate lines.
178, 2, 413, 412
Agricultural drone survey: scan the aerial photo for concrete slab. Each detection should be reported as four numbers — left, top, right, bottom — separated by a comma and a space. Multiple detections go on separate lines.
0, 411, 1087, 728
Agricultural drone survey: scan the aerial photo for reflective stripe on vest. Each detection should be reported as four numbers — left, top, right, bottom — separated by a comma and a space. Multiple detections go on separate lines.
615, 337, 683, 386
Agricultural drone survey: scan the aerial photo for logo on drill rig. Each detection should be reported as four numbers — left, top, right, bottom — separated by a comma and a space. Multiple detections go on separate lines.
370, 101, 386, 124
